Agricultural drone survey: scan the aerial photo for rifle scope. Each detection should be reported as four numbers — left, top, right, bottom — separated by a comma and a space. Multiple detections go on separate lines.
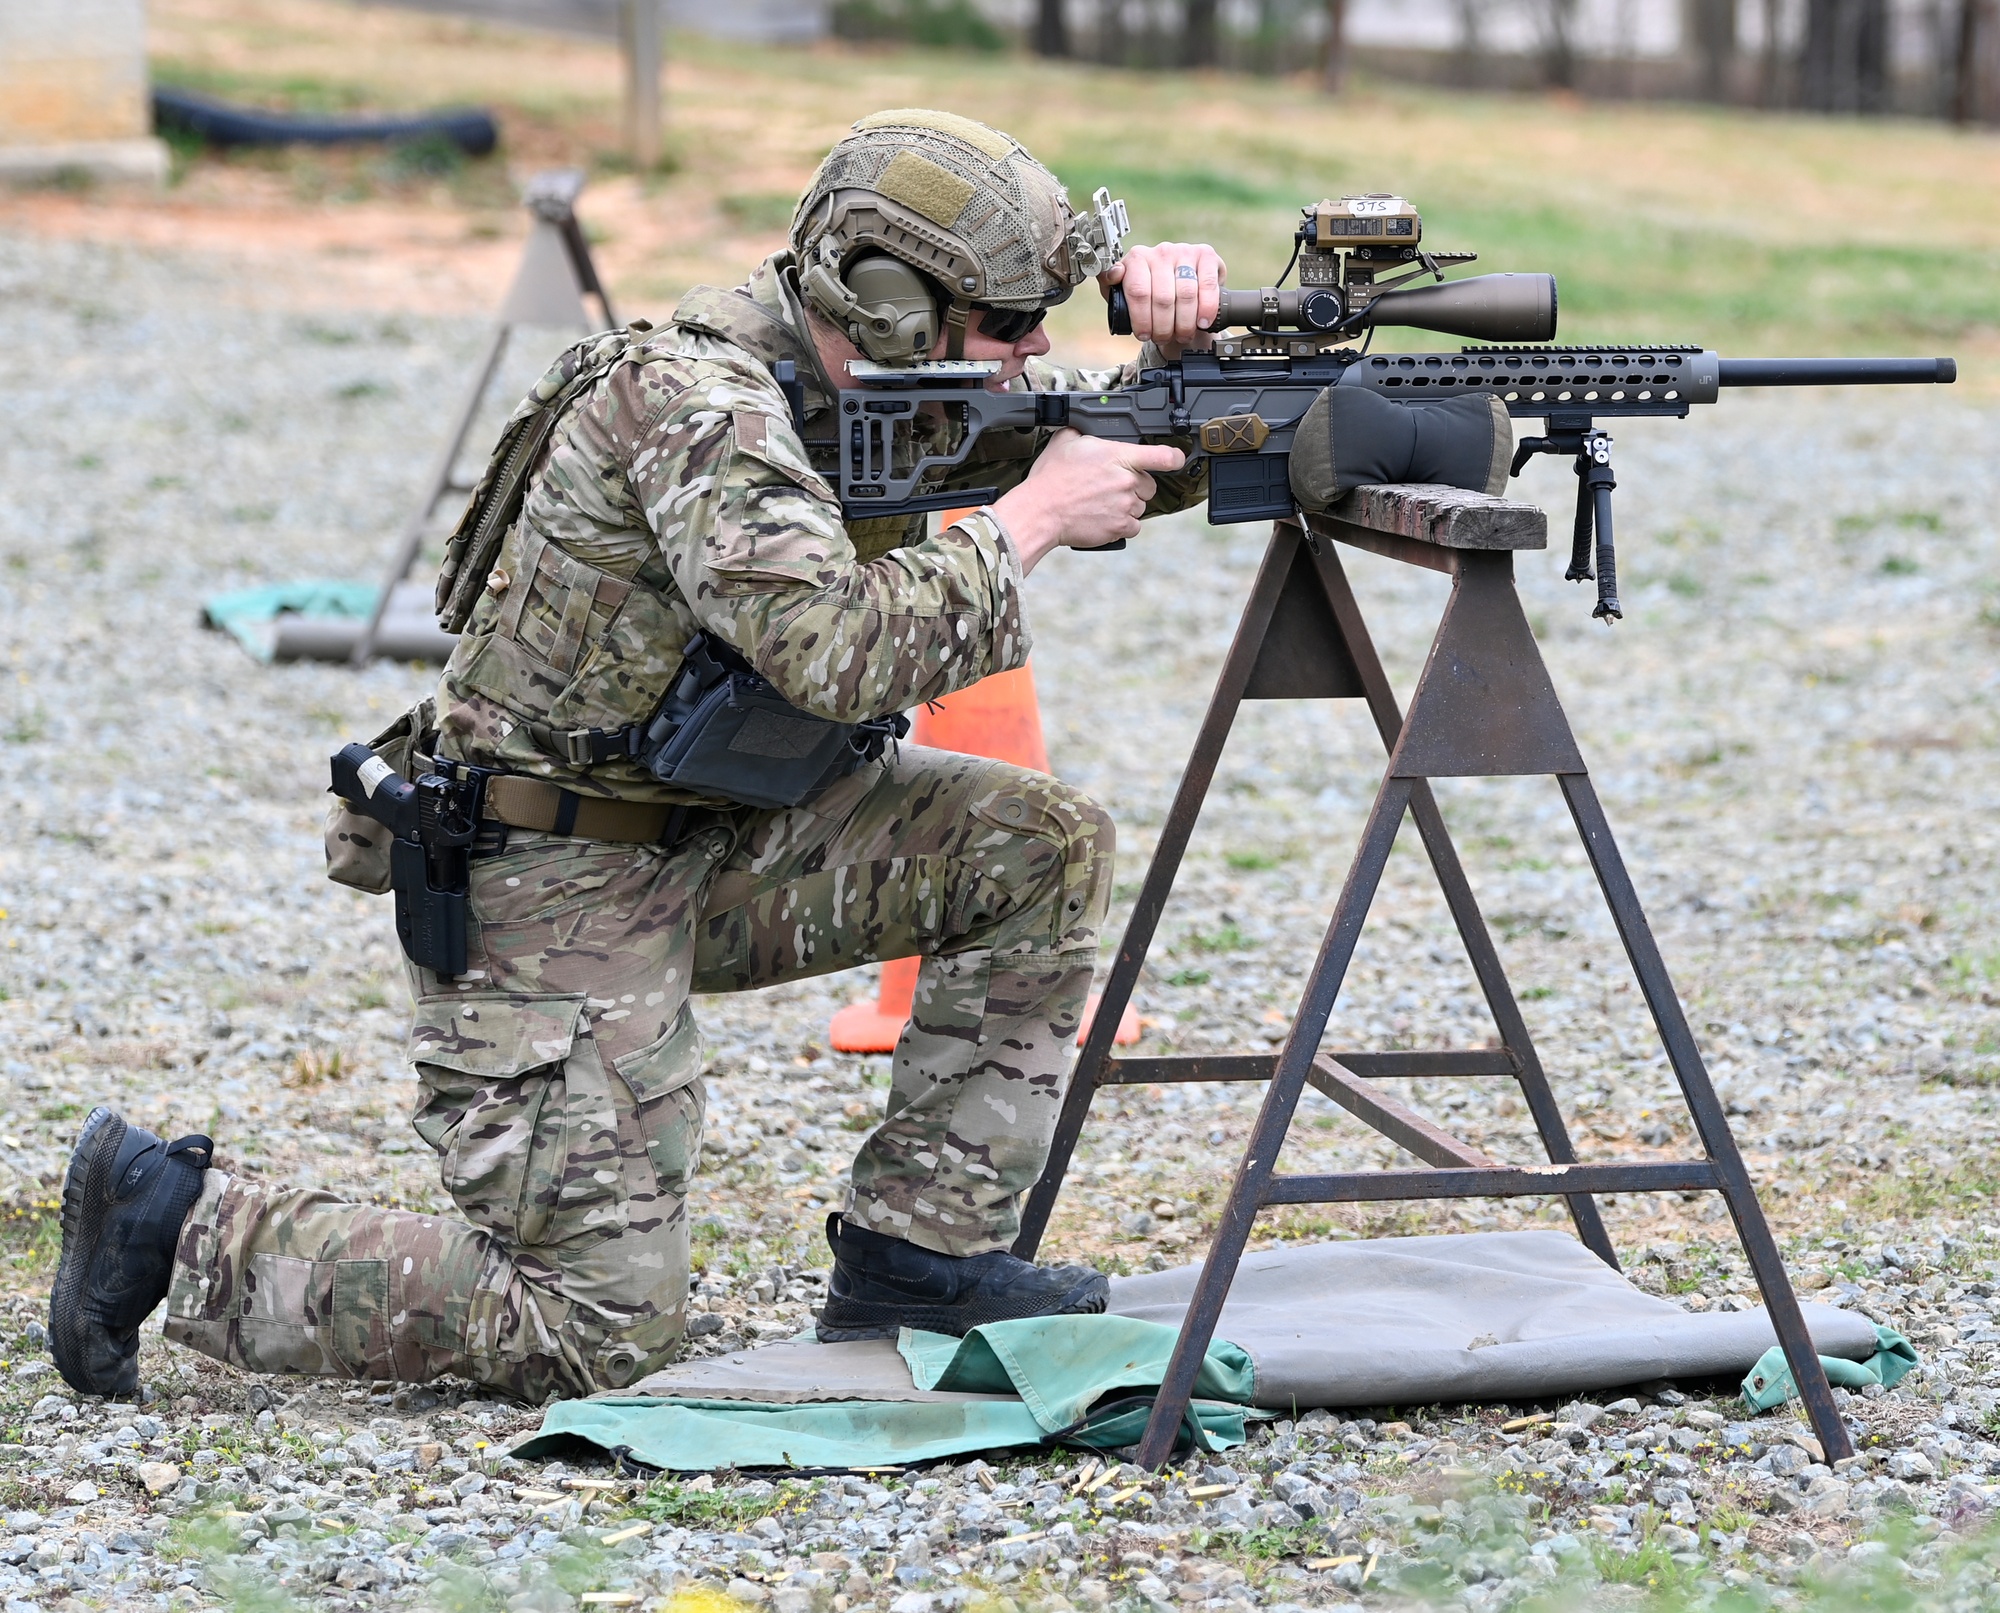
1109, 272, 1558, 345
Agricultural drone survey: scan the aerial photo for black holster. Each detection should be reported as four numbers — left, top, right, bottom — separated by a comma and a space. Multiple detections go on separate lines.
329, 747, 491, 978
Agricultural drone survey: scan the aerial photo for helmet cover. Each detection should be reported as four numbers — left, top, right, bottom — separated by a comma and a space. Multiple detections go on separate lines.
792, 108, 1127, 320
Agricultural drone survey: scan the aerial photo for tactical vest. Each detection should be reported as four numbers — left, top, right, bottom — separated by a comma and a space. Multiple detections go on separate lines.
433, 282, 937, 795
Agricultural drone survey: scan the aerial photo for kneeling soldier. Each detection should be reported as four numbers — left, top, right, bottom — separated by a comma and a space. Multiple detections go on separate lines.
53, 109, 1225, 1401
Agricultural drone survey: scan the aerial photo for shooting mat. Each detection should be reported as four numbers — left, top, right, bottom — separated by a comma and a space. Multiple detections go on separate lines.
624, 1230, 1878, 1410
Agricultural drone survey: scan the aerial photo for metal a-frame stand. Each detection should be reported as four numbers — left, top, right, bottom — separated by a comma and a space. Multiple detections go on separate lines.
332, 169, 617, 667
1013, 484, 1850, 1468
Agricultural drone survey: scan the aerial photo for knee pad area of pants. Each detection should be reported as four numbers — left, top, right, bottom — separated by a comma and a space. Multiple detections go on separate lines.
585, 1314, 684, 1392
967, 781, 1115, 949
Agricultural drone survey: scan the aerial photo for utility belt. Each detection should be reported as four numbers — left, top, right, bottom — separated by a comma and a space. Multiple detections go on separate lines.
522, 634, 908, 809
330, 635, 906, 978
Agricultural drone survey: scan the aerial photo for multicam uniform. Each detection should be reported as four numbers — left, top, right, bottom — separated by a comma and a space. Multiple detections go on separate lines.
164, 251, 1202, 1401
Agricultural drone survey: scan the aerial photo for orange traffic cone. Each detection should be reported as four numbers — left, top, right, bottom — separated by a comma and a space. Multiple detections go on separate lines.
829, 513, 1140, 1055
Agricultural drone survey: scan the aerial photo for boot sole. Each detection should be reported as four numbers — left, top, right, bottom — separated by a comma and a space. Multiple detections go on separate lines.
48, 1105, 125, 1395
815, 1273, 1109, 1343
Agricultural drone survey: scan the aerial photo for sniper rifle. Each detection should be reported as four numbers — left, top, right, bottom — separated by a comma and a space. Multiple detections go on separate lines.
822, 194, 1956, 621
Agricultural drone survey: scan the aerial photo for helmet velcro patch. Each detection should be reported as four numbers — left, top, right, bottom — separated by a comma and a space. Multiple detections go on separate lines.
853, 107, 1015, 162
876, 150, 977, 231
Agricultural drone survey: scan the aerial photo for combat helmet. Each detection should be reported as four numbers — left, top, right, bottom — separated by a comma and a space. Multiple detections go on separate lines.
792, 108, 1128, 364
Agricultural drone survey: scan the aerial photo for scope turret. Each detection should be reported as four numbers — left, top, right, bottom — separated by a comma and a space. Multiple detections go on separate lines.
1209, 287, 1347, 332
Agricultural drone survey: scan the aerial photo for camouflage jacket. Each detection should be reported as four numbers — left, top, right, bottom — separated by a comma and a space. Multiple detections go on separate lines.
435, 250, 1205, 801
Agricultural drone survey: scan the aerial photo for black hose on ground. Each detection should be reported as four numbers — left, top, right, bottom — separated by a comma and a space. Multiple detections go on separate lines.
152, 87, 499, 157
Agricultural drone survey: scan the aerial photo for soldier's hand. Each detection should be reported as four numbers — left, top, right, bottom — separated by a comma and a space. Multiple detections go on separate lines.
1102, 242, 1226, 360
994, 429, 1186, 574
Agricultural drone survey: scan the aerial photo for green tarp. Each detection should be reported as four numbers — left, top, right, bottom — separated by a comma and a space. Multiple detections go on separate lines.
200, 580, 377, 661
1740, 1324, 1918, 1413
518, 1316, 1262, 1472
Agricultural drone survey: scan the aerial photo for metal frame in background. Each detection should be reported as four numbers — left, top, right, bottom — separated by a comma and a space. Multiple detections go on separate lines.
345, 168, 617, 667
1012, 495, 1850, 1469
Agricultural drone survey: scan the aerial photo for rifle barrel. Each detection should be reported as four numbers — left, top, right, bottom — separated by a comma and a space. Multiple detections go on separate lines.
1718, 357, 1956, 387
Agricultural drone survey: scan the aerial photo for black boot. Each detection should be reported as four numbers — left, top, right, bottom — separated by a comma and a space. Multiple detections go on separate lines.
50, 1108, 212, 1398
816, 1213, 1108, 1342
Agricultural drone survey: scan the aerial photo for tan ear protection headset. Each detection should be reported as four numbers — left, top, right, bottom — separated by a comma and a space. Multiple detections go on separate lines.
803, 250, 1057, 366
801, 252, 945, 367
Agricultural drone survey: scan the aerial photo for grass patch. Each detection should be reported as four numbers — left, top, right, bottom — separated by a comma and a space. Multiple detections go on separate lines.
720, 192, 798, 231
282, 1048, 346, 1089
1164, 966, 1212, 987
1223, 849, 1282, 871
1845, 1155, 2000, 1221
1589, 1529, 1705, 1595
634, 1476, 815, 1530
1186, 922, 1252, 954
0, 1198, 62, 1277
833, 0, 1007, 51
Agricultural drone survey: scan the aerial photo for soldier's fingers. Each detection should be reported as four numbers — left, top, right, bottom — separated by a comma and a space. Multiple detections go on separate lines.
1149, 246, 1179, 345
1170, 243, 1200, 334
1131, 470, 1158, 506
1121, 443, 1186, 475
1197, 249, 1225, 331
1119, 254, 1155, 336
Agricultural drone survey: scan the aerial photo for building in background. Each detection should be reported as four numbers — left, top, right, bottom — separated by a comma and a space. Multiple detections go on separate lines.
0, 0, 169, 185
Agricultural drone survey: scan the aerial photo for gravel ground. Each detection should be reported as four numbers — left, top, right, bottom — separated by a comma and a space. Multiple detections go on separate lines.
1, 229, 1998, 1610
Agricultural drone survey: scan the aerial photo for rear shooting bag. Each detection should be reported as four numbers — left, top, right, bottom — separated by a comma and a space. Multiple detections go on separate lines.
1287, 388, 1512, 511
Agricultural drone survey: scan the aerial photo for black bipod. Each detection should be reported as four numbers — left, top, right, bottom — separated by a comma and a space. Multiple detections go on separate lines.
1510, 418, 1622, 622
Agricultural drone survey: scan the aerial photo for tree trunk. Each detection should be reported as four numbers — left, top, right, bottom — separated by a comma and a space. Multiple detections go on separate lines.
1035, 0, 1071, 57
1801, 0, 1888, 111
1540, 0, 1579, 88
1693, 0, 1738, 100
1098, 0, 1127, 66
1252, 0, 1276, 73
1323, 0, 1348, 91
1453, 0, 1488, 87
1759, 0, 1787, 103
1953, 0, 1988, 121
1182, 0, 1219, 67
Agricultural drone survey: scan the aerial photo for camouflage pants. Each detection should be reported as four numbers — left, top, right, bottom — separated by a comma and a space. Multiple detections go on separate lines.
163, 748, 1114, 1401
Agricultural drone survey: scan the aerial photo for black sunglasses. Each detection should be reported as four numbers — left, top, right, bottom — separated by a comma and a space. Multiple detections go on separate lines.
972, 303, 1048, 343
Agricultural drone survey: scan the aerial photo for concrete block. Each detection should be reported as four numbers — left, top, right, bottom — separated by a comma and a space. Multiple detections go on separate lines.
0, 0, 164, 186
0, 138, 168, 187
